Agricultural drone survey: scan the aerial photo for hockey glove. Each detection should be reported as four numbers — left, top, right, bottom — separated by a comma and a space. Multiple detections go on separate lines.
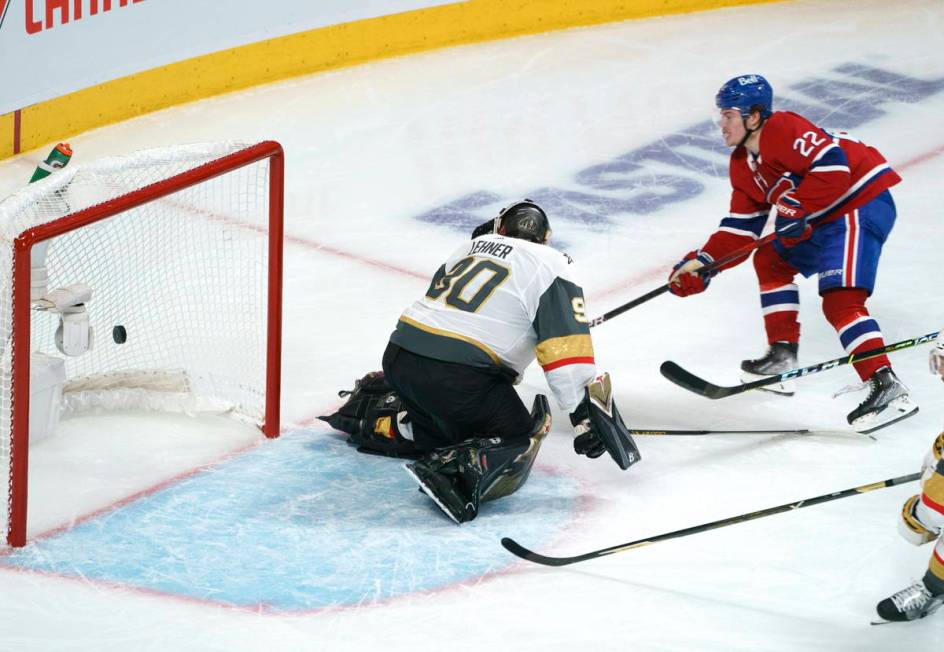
569, 373, 641, 470
572, 426, 606, 459
898, 494, 941, 546
774, 193, 812, 246
668, 250, 713, 297
571, 388, 605, 458
471, 218, 497, 239
929, 331, 944, 380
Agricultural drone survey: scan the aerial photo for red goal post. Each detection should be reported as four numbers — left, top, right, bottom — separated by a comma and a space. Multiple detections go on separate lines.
1, 140, 284, 547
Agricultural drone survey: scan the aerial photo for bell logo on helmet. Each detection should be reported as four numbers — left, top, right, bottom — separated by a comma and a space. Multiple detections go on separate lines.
716, 74, 774, 120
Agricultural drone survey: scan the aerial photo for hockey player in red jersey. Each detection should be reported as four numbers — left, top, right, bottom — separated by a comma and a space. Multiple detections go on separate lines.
320, 201, 641, 523
874, 332, 944, 622
668, 74, 917, 434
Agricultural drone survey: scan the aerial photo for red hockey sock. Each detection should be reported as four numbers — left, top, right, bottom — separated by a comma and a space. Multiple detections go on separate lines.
821, 288, 890, 381
754, 246, 800, 344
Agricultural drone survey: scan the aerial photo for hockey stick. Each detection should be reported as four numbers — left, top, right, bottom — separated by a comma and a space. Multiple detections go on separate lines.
629, 428, 810, 436
588, 233, 776, 328
501, 471, 920, 566
661, 331, 940, 400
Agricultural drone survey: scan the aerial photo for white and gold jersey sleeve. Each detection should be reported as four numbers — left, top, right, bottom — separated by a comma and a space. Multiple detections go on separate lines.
390, 234, 596, 411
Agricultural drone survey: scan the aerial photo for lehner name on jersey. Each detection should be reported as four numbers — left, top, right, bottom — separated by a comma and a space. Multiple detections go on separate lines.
468, 239, 514, 259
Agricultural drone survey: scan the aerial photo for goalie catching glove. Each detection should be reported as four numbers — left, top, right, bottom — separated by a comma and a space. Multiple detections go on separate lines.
569, 372, 641, 470
318, 371, 419, 458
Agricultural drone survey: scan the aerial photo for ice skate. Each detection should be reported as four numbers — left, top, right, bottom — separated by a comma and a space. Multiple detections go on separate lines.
404, 457, 477, 525
404, 446, 481, 525
875, 580, 944, 622
740, 342, 798, 396
846, 366, 918, 434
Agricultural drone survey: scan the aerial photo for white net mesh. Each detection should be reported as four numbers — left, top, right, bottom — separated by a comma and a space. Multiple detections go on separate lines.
0, 141, 278, 544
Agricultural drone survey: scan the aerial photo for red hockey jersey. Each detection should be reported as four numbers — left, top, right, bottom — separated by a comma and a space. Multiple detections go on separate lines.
699, 111, 901, 266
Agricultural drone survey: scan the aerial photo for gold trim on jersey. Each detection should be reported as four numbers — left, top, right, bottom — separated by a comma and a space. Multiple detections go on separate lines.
930, 544, 944, 580
924, 470, 944, 511
535, 334, 594, 365
398, 316, 502, 366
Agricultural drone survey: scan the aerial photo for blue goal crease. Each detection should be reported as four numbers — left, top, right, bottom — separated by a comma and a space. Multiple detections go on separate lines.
0, 431, 579, 612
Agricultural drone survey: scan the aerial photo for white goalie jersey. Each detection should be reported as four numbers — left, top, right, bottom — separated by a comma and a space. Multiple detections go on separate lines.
390, 233, 596, 412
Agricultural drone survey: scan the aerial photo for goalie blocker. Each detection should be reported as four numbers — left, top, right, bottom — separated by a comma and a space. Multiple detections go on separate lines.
570, 372, 642, 471
570, 372, 641, 470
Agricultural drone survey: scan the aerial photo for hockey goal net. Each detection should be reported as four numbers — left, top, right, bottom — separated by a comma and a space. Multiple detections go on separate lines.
0, 140, 284, 547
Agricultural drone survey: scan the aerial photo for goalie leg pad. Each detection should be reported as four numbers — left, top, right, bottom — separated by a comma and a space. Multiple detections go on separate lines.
404, 395, 551, 523
480, 394, 551, 502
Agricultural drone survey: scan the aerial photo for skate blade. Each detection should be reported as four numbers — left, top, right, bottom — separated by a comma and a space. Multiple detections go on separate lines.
851, 397, 919, 435
870, 599, 944, 624
741, 371, 795, 396
402, 463, 462, 525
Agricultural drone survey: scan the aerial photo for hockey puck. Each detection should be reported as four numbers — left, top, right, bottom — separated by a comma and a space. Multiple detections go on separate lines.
112, 325, 127, 344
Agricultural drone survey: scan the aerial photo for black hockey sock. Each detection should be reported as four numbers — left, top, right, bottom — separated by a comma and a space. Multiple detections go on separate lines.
923, 569, 944, 596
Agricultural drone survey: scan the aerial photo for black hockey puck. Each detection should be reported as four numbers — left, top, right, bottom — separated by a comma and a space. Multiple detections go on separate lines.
112, 325, 127, 344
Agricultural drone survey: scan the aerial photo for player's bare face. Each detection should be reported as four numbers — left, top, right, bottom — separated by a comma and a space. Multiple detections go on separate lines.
718, 109, 746, 147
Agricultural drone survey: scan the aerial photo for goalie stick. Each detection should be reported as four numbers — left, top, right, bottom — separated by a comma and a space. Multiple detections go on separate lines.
588, 233, 776, 328
661, 331, 941, 399
501, 471, 920, 567
629, 428, 810, 436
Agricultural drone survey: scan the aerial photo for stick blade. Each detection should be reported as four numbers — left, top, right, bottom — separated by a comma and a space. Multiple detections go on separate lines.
660, 361, 727, 399
501, 537, 576, 566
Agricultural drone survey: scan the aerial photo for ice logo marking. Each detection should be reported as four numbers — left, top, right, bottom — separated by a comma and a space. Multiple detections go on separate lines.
738, 75, 761, 85
413, 65, 944, 234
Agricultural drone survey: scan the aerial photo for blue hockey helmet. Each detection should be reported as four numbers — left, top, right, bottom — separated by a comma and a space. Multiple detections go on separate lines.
715, 74, 773, 119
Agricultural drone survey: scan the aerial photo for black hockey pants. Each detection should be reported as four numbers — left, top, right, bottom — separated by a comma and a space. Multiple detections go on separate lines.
381, 342, 533, 451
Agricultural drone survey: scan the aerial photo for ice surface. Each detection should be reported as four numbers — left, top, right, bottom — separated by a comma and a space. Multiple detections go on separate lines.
1, 0, 944, 649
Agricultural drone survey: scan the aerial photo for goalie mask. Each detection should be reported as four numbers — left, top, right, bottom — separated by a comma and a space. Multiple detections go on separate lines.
497, 199, 551, 244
